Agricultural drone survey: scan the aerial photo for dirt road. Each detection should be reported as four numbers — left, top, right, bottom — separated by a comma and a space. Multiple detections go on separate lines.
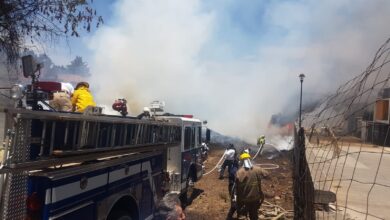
185, 144, 294, 219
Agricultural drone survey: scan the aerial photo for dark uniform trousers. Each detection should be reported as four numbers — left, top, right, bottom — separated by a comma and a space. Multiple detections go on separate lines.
242, 201, 261, 220
220, 159, 233, 178
227, 201, 261, 220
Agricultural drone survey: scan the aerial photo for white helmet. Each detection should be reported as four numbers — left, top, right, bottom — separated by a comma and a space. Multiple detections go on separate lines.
61, 82, 74, 94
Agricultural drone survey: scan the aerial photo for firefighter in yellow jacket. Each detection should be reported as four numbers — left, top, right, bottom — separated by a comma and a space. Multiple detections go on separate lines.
257, 135, 265, 146
71, 82, 96, 112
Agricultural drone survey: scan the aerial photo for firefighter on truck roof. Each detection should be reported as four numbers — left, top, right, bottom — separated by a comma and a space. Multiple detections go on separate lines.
49, 82, 74, 112
71, 81, 96, 112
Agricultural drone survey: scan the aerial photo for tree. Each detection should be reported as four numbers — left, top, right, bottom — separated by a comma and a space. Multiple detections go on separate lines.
67, 56, 89, 75
21, 50, 87, 81
22, 50, 60, 80
0, 0, 103, 63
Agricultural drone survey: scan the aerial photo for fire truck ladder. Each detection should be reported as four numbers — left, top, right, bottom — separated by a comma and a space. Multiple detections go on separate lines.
0, 108, 181, 219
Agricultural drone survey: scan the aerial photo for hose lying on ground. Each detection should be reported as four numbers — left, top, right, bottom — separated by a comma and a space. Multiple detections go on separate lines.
255, 163, 280, 170
253, 143, 280, 170
262, 201, 294, 220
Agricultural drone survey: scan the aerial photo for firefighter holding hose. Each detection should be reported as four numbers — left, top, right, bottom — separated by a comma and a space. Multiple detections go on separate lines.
257, 135, 265, 146
219, 144, 236, 179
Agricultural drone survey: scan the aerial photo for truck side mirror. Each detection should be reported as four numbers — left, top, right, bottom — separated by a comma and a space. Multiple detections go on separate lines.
22, 55, 36, 78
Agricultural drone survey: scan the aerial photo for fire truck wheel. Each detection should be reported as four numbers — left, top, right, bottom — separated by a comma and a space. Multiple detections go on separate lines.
108, 210, 133, 220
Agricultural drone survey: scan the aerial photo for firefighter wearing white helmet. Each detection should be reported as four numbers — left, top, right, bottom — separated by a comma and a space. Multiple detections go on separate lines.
49, 82, 74, 112
234, 150, 268, 220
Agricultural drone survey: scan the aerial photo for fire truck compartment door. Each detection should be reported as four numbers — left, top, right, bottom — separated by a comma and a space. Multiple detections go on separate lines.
167, 145, 181, 174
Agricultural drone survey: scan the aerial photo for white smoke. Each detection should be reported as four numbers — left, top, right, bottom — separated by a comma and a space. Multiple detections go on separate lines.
86, 0, 390, 143
267, 135, 294, 151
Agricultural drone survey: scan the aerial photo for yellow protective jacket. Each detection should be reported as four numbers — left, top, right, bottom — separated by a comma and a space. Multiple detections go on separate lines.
257, 137, 265, 146
71, 86, 96, 112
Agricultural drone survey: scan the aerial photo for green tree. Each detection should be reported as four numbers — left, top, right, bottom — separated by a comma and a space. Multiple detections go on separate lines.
22, 50, 71, 81
67, 56, 89, 75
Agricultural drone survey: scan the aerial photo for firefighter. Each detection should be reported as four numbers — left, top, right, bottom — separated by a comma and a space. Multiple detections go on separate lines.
156, 193, 186, 220
49, 82, 74, 112
201, 142, 209, 160
257, 135, 265, 146
71, 82, 96, 112
235, 151, 268, 220
219, 144, 236, 179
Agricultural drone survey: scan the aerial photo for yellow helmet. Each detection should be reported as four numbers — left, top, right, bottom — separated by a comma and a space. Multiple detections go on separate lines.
239, 152, 251, 160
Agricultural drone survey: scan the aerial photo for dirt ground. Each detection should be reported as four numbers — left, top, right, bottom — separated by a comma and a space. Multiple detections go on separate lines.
185, 144, 294, 220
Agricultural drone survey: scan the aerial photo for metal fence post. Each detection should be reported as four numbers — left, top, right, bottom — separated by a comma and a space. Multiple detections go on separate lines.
293, 126, 315, 220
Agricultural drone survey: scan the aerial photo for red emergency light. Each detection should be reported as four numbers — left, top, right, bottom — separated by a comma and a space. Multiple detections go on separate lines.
33, 81, 61, 92
112, 99, 128, 117
182, 115, 193, 118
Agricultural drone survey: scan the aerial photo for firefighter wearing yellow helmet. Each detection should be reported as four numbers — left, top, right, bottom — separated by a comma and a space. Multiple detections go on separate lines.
239, 150, 251, 161
234, 149, 268, 220
71, 82, 96, 112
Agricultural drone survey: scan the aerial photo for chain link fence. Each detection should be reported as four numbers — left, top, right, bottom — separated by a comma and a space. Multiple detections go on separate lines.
293, 37, 390, 220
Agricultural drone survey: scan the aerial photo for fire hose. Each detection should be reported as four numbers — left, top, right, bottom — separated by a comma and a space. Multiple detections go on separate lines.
251, 142, 265, 161
262, 201, 294, 220
203, 153, 226, 176
203, 143, 280, 176
255, 163, 280, 170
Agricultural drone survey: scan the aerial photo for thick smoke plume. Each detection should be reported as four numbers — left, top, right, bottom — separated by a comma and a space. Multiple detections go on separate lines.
87, 0, 390, 143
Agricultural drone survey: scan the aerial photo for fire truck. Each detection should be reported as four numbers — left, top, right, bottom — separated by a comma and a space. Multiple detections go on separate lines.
0, 56, 206, 220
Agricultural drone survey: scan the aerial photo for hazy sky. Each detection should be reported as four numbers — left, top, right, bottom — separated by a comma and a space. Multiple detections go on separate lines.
46, 0, 390, 143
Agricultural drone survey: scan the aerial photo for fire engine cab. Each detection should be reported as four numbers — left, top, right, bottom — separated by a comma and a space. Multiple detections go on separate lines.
0, 56, 206, 220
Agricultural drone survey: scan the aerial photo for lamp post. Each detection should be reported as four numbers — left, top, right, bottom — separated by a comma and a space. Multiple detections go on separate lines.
299, 73, 305, 128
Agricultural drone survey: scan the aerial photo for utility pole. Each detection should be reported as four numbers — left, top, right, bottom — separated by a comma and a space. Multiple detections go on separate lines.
299, 73, 305, 128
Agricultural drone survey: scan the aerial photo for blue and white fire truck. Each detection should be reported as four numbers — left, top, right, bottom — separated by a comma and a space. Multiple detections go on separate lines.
0, 56, 206, 220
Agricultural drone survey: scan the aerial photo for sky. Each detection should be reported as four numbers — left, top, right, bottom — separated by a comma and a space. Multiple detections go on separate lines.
44, 0, 390, 143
